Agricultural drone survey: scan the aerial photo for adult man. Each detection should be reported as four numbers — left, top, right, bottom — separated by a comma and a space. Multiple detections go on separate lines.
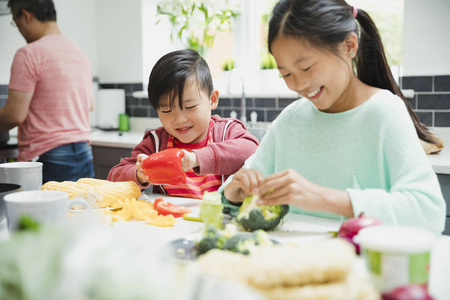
0, 0, 95, 182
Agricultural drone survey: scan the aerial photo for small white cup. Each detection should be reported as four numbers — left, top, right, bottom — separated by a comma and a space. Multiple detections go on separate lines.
4, 190, 90, 232
0, 162, 43, 191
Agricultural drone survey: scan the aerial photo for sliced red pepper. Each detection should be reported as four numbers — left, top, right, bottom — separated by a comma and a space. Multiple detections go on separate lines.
153, 198, 191, 218
142, 148, 186, 186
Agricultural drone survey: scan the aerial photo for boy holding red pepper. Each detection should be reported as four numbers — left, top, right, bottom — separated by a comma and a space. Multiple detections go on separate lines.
108, 49, 259, 199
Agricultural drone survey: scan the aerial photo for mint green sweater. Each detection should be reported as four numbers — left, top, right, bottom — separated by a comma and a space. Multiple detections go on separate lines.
222, 90, 446, 233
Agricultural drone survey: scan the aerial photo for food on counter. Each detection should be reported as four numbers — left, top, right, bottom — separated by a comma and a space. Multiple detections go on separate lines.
199, 191, 224, 229
194, 223, 272, 256
104, 197, 176, 227
236, 194, 289, 232
153, 197, 191, 218
196, 238, 379, 300
142, 148, 186, 186
41, 178, 141, 209
338, 212, 383, 254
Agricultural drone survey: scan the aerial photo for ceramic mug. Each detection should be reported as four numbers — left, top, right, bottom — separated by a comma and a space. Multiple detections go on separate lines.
0, 162, 43, 191
0, 183, 22, 224
4, 190, 90, 232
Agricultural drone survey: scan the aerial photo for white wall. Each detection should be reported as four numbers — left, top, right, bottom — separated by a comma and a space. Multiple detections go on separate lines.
95, 0, 143, 83
402, 0, 450, 76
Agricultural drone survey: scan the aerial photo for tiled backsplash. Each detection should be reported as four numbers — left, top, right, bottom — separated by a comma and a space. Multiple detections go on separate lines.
1, 75, 449, 127
402, 75, 450, 127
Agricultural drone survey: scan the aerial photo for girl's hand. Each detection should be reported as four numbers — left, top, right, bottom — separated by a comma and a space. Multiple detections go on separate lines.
136, 153, 149, 185
224, 168, 264, 204
181, 150, 199, 171
257, 169, 353, 217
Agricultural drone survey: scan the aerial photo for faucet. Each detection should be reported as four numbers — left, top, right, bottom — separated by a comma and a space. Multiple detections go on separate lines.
227, 68, 246, 124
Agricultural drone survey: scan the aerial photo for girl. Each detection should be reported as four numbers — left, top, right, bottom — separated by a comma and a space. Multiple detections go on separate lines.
108, 49, 259, 199
223, 0, 445, 233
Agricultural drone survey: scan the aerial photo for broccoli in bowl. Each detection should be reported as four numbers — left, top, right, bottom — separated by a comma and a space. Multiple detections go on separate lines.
236, 194, 289, 232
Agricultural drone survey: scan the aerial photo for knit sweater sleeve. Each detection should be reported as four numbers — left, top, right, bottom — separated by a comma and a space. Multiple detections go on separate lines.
347, 98, 446, 234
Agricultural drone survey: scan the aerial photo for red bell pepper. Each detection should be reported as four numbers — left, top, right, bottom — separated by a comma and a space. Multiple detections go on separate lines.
142, 148, 186, 186
153, 197, 191, 218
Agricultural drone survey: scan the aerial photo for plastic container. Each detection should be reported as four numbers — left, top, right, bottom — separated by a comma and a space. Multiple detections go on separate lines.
356, 225, 437, 294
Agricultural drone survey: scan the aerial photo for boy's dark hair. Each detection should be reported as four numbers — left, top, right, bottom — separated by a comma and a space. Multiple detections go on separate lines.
8, 0, 57, 22
148, 49, 214, 110
268, 0, 438, 145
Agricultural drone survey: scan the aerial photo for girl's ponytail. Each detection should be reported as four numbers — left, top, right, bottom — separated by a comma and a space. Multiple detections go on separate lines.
355, 9, 439, 145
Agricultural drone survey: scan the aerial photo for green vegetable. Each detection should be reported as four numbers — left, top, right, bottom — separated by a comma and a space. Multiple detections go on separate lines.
195, 226, 227, 255
194, 224, 272, 256
17, 215, 41, 232
236, 194, 289, 232
199, 191, 224, 229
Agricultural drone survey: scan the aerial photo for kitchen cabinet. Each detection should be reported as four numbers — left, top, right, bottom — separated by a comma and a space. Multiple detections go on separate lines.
92, 145, 132, 179
437, 174, 450, 235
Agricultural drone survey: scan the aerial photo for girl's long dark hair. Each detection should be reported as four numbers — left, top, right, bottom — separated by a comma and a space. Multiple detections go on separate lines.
268, 0, 439, 145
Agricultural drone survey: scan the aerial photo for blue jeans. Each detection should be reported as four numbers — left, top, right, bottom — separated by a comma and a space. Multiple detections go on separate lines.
38, 142, 95, 183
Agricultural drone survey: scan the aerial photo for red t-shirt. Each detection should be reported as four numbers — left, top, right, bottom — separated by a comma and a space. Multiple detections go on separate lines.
9, 34, 92, 161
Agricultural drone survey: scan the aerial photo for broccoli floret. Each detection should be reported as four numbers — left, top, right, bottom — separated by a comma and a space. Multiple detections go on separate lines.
252, 229, 273, 246
222, 233, 257, 255
194, 225, 227, 255
236, 195, 289, 232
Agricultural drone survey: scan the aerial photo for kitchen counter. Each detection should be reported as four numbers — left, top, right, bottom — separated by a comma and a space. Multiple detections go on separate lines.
428, 127, 450, 175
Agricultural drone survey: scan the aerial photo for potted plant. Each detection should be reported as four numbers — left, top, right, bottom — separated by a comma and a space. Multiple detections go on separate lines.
156, 0, 239, 57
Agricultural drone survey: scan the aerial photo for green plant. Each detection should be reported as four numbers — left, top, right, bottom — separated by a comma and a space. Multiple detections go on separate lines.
156, 0, 239, 57
221, 58, 235, 71
260, 52, 277, 70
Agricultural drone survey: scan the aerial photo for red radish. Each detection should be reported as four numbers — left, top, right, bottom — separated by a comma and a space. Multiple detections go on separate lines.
338, 212, 383, 254
382, 284, 433, 300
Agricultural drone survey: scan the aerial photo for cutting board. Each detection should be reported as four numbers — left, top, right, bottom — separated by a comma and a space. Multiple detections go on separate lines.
96, 89, 125, 129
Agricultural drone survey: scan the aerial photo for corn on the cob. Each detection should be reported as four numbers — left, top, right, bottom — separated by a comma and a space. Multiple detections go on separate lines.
41, 178, 142, 208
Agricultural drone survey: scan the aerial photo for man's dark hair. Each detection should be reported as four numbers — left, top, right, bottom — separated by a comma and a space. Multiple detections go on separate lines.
8, 0, 57, 22
148, 49, 213, 110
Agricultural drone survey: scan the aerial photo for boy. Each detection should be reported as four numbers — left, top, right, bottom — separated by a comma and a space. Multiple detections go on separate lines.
108, 49, 259, 199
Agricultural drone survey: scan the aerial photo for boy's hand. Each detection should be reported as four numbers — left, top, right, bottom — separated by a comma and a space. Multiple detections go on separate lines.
136, 153, 149, 184
181, 150, 199, 171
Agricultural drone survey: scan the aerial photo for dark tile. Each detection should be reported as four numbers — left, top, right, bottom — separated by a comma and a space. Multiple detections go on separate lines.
125, 107, 132, 116
99, 83, 117, 89
222, 109, 235, 119
407, 96, 416, 109
267, 109, 283, 122
131, 83, 144, 92
116, 83, 134, 93
0, 85, 8, 95
279, 98, 297, 108
401, 76, 432, 92
126, 96, 139, 106
255, 97, 276, 109
417, 94, 450, 109
245, 98, 254, 108
415, 111, 433, 126
246, 109, 265, 122
232, 98, 241, 108
214, 108, 224, 118
435, 112, 450, 127
150, 108, 159, 118
435, 75, 450, 92
132, 107, 150, 118
218, 98, 232, 107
